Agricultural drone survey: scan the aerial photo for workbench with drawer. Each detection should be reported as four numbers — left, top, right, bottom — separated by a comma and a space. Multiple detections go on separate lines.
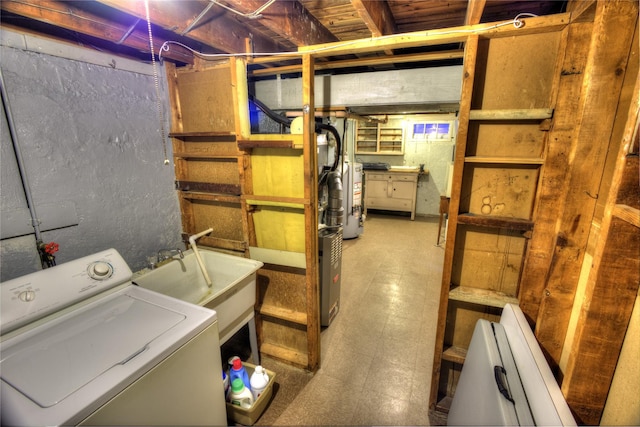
363, 170, 419, 220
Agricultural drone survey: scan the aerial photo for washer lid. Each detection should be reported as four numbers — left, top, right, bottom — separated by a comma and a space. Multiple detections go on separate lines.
0, 294, 184, 408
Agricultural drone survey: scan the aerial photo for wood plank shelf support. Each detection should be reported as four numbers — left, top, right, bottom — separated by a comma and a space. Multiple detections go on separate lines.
442, 346, 468, 365
469, 108, 554, 120
169, 131, 236, 138
456, 214, 534, 231
237, 139, 302, 149
448, 285, 519, 308
463, 156, 545, 165
258, 304, 308, 325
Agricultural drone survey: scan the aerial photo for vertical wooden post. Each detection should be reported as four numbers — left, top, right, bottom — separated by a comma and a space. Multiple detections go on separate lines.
429, 34, 479, 410
302, 54, 320, 371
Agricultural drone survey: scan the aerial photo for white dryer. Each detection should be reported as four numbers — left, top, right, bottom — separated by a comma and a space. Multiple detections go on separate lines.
1, 249, 227, 426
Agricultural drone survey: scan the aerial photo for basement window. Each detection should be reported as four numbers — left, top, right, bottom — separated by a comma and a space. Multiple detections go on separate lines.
412, 122, 452, 141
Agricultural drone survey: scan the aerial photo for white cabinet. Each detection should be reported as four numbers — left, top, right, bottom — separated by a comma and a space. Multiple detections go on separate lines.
363, 171, 419, 220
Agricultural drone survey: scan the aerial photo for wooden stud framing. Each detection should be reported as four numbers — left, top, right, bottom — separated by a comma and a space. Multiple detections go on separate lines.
302, 54, 320, 371
532, 0, 638, 365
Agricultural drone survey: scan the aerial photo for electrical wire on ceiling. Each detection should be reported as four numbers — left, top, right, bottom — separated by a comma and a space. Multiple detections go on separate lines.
157, 13, 539, 63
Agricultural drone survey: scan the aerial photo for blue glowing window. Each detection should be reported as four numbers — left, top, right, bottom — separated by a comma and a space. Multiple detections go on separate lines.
412, 122, 452, 140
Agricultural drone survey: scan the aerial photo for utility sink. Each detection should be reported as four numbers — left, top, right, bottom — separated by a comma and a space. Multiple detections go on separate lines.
133, 249, 263, 345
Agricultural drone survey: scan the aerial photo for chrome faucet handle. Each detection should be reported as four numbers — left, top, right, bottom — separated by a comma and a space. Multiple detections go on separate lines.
157, 248, 184, 263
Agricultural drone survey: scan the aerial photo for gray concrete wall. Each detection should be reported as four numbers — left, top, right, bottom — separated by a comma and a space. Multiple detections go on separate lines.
254, 65, 462, 110
1, 30, 182, 281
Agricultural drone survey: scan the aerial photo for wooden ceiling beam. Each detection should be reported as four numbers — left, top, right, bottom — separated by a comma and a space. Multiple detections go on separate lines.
250, 49, 464, 77
351, 0, 397, 56
97, 0, 282, 55
298, 12, 571, 57
464, 0, 486, 25
351, 0, 397, 37
222, 0, 338, 46
0, 0, 193, 63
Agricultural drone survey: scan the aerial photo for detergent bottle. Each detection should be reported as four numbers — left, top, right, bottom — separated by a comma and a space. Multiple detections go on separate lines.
249, 365, 269, 401
230, 378, 254, 409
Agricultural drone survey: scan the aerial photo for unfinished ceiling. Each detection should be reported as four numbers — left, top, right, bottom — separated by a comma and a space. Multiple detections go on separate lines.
2, 0, 567, 76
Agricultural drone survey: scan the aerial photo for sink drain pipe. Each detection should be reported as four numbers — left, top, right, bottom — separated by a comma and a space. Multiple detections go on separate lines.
189, 228, 213, 287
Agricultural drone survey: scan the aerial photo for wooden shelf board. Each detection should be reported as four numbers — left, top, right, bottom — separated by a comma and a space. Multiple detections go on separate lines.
260, 342, 308, 367
457, 213, 534, 231
174, 152, 239, 160
179, 192, 241, 204
435, 396, 453, 414
170, 131, 235, 137
469, 108, 553, 120
258, 303, 307, 325
449, 285, 519, 308
182, 235, 247, 253
243, 195, 308, 209
175, 181, 241, 195
442, 346, 467, 364
613, 204, 640, 227
464, 156, 544, 165
237, 139, 302, 149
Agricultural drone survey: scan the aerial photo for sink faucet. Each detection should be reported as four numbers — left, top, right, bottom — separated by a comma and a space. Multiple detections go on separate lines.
157, 248, 184, 264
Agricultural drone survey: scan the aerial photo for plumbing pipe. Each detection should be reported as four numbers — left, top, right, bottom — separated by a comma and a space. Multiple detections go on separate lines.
0, 68, 42, 242
189, 228, 213, 287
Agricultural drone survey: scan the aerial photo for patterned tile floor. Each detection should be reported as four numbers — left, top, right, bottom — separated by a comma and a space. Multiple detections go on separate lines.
224, 212, 445, 426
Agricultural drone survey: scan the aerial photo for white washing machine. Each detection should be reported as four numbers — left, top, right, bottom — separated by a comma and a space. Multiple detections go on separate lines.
0, 249, 227, 426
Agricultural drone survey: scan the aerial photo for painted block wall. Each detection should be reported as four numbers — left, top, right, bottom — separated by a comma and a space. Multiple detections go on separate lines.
0, 30, 182, 281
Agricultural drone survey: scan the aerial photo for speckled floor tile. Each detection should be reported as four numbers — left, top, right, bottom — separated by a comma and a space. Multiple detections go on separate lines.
248, 214, 444, 426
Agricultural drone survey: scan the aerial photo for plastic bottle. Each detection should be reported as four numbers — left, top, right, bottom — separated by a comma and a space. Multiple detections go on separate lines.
249, 365, 269, 401
229, 358, 252, 390
230, 378, 254, 409
222, 370, 230, 402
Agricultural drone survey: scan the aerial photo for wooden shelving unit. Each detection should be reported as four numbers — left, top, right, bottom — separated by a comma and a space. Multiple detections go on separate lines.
430, 29, 565, 417
165, 57, 321, 372
355, 122, 404, 154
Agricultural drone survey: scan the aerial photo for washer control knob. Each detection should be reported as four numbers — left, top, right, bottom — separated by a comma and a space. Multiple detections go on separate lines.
18, 290, 36, 302
88, 261, 113, 280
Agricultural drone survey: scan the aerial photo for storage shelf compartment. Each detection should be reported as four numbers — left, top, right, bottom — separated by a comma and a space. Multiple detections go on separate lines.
457, 213, 534, 231
448, 285, 519, 308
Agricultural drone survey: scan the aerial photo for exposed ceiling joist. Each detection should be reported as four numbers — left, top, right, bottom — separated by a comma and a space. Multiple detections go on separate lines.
97, 0, 283, 54
221, 0, 339, 46
1, 1, 569, 73
351, 0, 397, 37
1, 0, 194, 63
